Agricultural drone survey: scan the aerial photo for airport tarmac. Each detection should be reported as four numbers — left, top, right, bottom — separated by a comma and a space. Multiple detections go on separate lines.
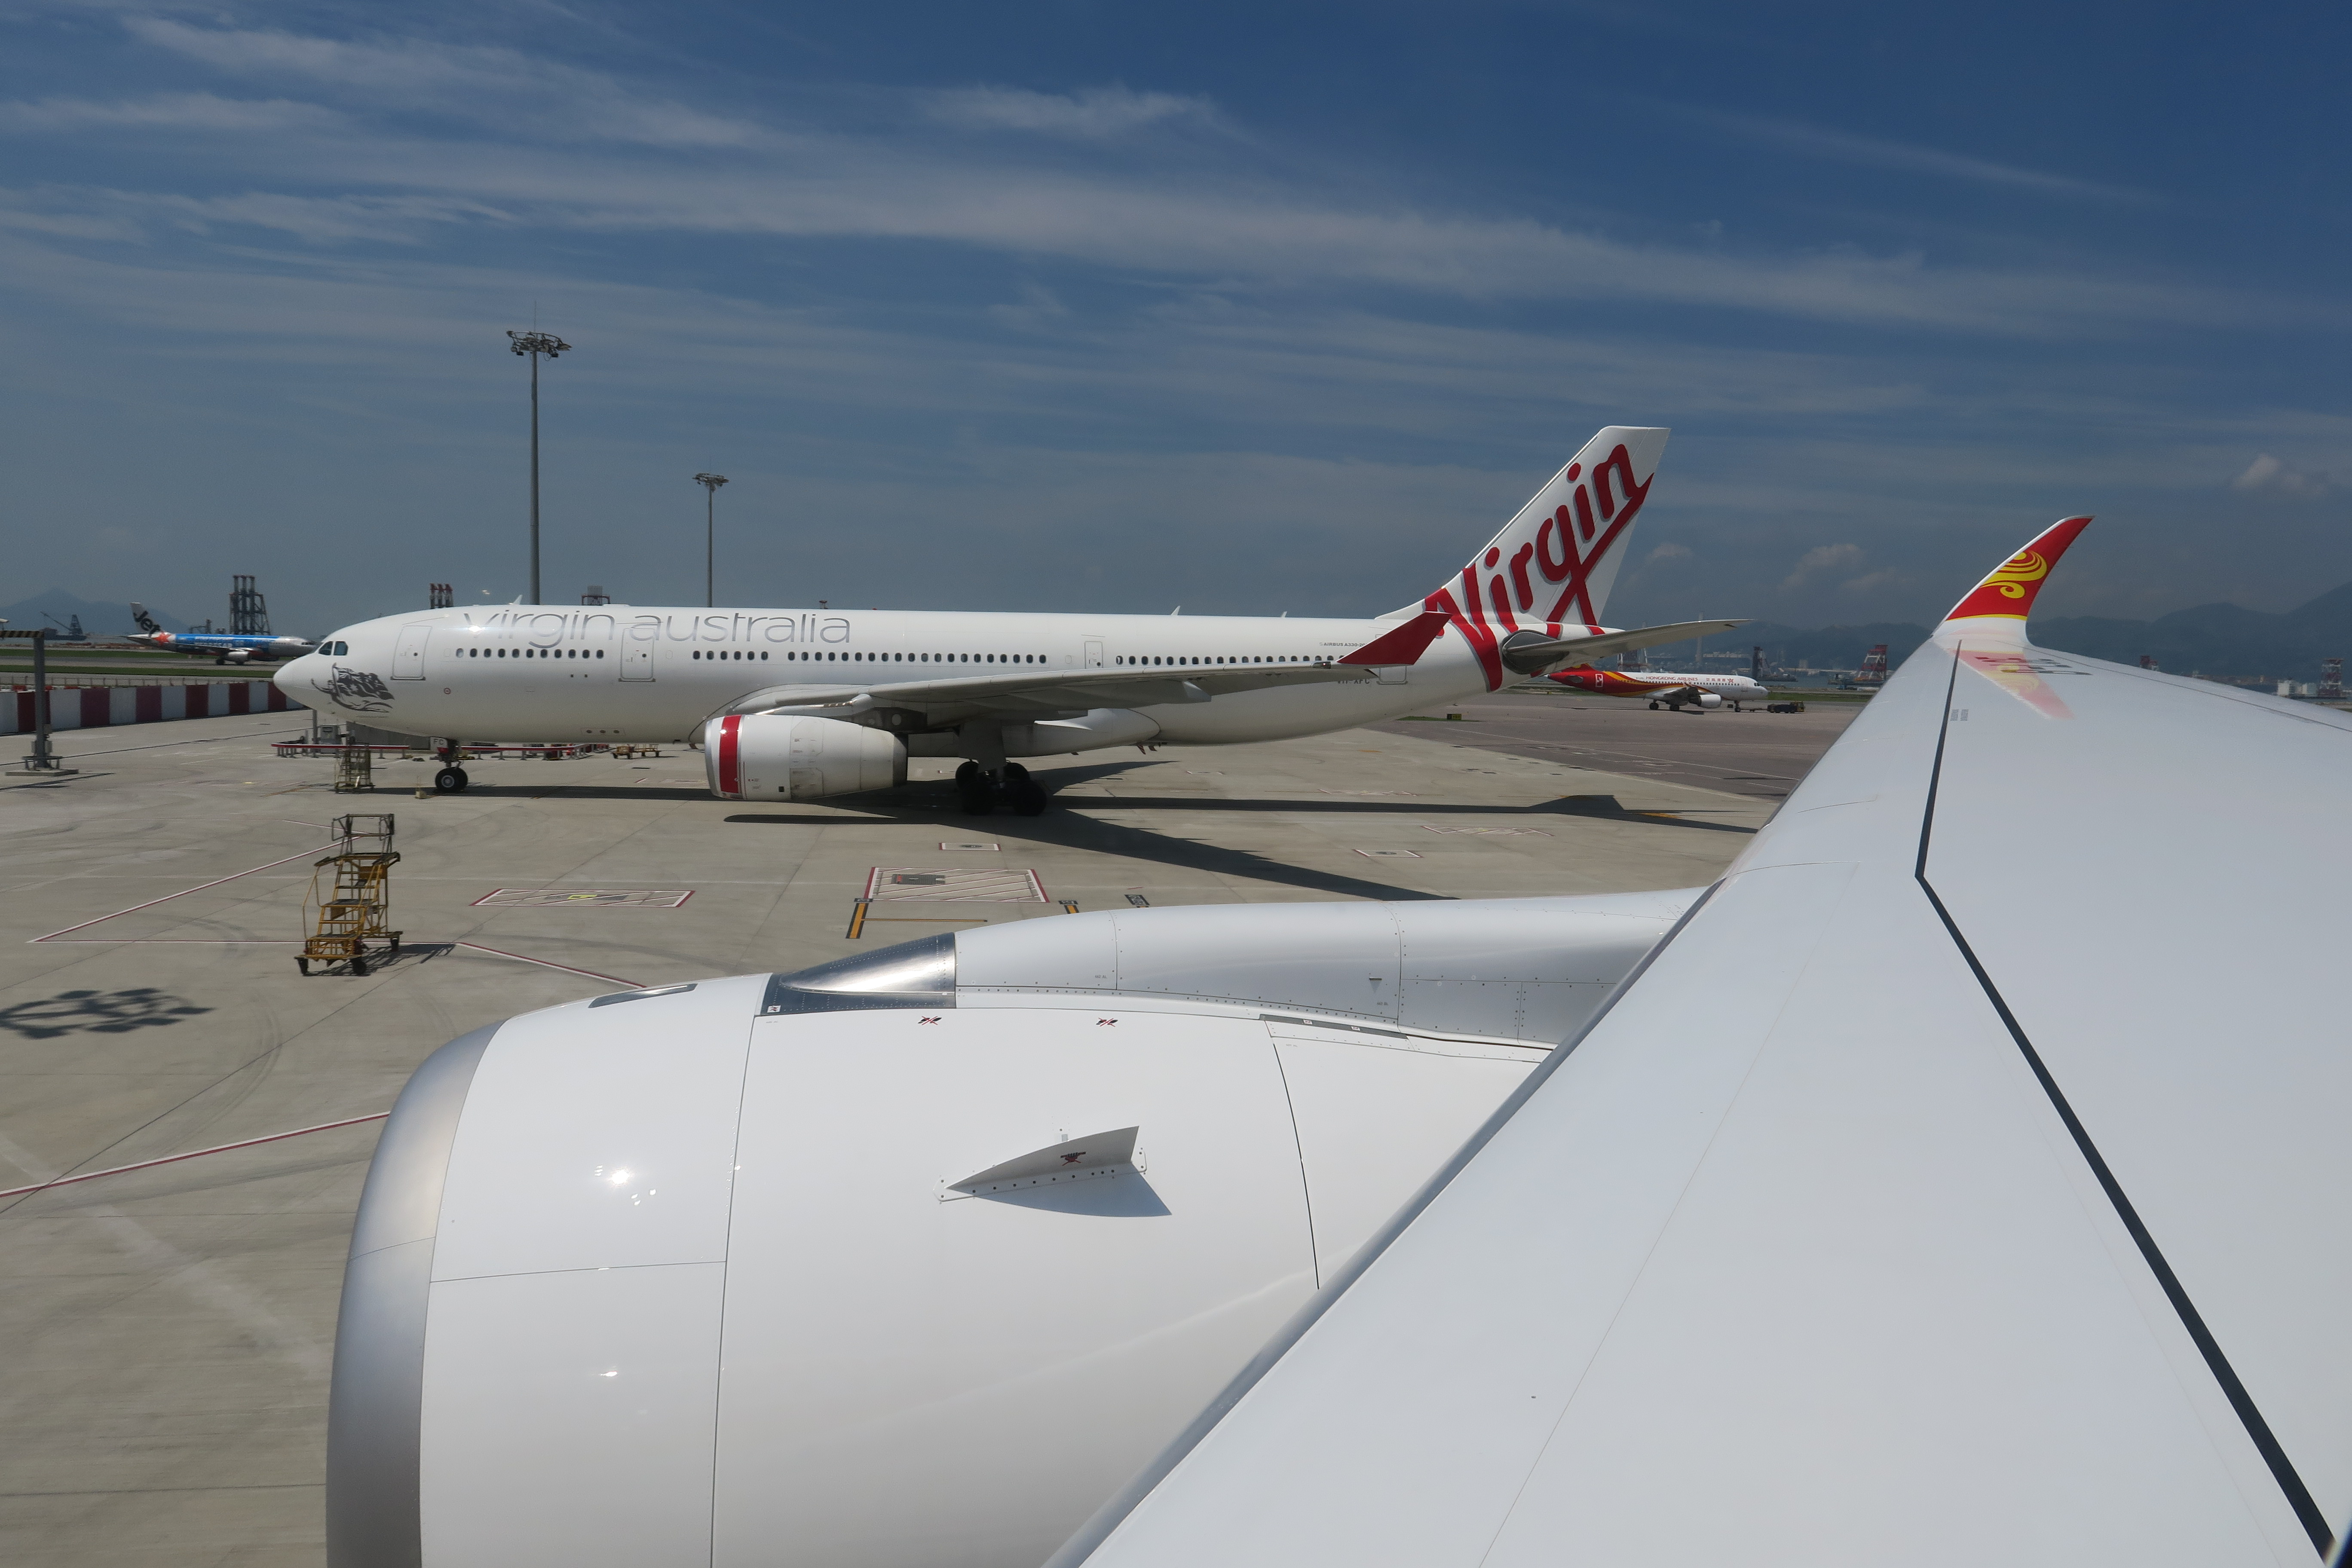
0, 704, 1843, 1566
1369, 686, 1862, 800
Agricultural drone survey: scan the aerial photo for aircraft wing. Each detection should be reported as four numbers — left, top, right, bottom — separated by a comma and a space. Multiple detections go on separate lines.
1501, 617, 1746, 674
1054, 520, 2352, 1566
717, 658, 1383, 722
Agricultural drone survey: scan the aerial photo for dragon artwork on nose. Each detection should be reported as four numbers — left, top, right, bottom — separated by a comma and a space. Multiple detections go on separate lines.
312, 664, 395, 712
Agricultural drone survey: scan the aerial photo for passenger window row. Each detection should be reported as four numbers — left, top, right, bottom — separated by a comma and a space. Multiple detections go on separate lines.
439, 646, 1305, 667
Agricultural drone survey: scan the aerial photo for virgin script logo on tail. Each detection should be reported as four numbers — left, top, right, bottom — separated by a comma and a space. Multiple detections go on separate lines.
1430, 443, 1654, 690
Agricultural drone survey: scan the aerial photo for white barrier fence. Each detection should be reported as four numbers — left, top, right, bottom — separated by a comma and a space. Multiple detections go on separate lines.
3, 681, 295, 735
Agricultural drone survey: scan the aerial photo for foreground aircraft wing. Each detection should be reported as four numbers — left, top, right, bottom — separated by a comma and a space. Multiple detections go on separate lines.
1055, 518, 2352, 1567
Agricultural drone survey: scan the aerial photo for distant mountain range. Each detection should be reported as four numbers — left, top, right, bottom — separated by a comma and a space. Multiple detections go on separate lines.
1681, 582, 2352, 683
0, 591, 197, 638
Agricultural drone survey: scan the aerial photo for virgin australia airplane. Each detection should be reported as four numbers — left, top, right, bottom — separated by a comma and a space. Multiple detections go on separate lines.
275, 426, 1740, 814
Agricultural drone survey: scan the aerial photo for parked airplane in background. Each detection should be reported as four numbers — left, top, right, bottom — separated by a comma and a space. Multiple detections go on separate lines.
277, 426, 1743, 812
1547, 663, 1767, 710
128, 602, 312, 665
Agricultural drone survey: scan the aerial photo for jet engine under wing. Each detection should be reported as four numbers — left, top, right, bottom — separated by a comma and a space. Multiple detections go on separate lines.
1057, 520, 2352, 1567
716, 658, 1381, 721
1499, 617, 1746, 674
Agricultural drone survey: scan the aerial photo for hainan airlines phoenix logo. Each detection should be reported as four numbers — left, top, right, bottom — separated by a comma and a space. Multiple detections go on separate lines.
1981, 549, 2051, 600
1943, 516, 2092, 622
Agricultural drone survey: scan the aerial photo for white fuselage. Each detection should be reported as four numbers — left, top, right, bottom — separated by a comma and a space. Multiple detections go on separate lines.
275, 604, 1501, 750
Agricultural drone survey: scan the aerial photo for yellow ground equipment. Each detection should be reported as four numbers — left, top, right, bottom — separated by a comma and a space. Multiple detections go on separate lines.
299, 814, 402, 976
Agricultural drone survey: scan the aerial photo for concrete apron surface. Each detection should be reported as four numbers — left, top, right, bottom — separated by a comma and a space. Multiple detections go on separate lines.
0, 708, 1790, 1567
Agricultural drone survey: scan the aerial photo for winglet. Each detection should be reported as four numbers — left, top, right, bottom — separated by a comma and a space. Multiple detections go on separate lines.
1341, 610, 1449, 666
1939, 517, 2092, 634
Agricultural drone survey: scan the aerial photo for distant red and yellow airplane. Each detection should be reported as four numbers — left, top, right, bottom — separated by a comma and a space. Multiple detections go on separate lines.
1547, 664, 1767, 710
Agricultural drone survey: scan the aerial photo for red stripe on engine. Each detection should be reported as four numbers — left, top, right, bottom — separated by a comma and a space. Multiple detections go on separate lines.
718, 715, 741, 796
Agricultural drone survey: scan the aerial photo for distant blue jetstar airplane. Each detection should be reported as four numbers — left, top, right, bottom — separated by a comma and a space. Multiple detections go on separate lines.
129, 602, 313, 665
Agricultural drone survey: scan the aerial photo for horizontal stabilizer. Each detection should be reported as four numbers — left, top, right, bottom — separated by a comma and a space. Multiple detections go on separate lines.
943, 1127, 1140, 1200
1500, 619, 1746, 676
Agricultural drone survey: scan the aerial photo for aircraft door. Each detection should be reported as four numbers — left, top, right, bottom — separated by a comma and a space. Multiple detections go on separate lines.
621, 641, 654, 681
392, 623, 432, 680
1083, 638, 1105, 669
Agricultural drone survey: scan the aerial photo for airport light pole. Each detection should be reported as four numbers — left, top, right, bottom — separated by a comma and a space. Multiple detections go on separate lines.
694, 473, 728, 607
2, 627, 71, 775
507, 329, 572, 604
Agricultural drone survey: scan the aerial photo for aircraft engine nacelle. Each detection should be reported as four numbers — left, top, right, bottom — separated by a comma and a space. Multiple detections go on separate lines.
1693, 690, 1723, 709
325, 891, 1694, 1568
703, 713, 906, 800
223, 649, 252, 664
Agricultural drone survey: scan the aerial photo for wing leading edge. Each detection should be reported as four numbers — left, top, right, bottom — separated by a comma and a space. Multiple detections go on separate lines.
1057, 518, 2352, 1567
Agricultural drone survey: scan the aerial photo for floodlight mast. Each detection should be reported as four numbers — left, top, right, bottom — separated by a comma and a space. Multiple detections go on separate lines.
507, 329, 571, 604
694, 472, 729, 607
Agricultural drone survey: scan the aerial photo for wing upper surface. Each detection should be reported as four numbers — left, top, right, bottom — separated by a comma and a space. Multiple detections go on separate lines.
1061, 533, 2352, 1565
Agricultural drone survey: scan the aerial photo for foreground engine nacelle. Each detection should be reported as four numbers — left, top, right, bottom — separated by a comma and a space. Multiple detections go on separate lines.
1693, 689, 1723, 709
328, 891, 1695, 1568
703, 712, 906, 800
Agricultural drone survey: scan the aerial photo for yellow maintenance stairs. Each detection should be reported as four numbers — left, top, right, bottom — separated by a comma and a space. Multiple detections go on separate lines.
298, 814, 403, 976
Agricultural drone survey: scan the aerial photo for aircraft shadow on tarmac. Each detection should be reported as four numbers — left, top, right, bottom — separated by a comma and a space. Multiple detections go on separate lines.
719, 760, 1755, 905
0, 986, 212, 1040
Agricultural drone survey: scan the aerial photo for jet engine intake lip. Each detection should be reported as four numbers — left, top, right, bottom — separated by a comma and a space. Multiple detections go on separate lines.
761, 933, 956, 1016
326, 1022, 499, 1568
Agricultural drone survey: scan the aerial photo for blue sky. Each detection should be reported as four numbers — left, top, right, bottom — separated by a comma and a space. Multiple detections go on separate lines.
3, 0, 2346, 637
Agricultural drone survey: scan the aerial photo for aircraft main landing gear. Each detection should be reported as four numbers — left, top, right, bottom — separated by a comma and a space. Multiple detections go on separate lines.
1004, 763, 1047, 817
955, 760, 999, 815
434, 766, 469, 793
956, 760, 1048, 815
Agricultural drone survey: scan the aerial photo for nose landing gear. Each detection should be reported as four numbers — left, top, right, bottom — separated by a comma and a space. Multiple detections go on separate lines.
433, 767, 469, 793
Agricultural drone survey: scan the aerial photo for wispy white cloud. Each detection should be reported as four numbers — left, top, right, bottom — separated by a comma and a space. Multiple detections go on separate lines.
123, 18, 761, 147
0, 185, 511, 245
1838, 567, 1911, 595
2231, 453, 2331, 497
98, 131, 2269, 336
929, 85, 1220, 138
1659, 102, 2153, 204
1781, 542, 1863, 589
0, 92, 341, 133
2, 20, 2273, 340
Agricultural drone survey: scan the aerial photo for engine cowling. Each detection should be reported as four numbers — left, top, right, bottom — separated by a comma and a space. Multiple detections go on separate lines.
703, 713, 906, 800
1694, 689, 1723, 709
325, 895, 1694, 1568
